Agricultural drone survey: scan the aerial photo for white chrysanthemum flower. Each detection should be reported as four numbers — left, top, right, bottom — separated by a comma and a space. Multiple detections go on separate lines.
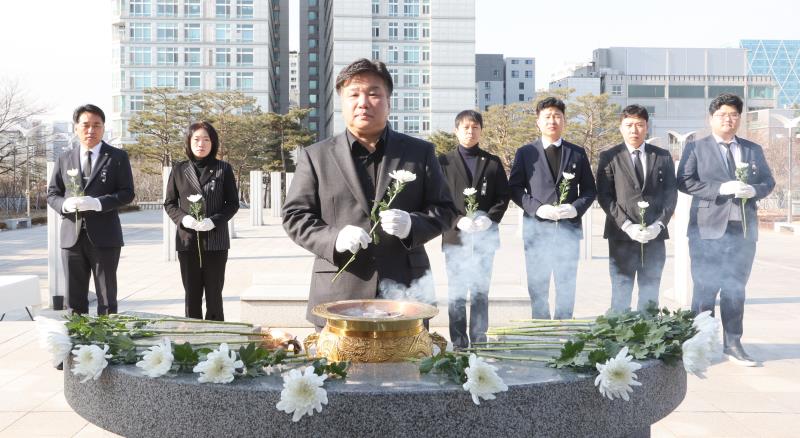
637, 201, 650, 209
193, 343, 243, 384
71, 344, 112, 383
276, 366, 328, 422
689, 310, 722, 360
682, 334, 712, 378
66, 168, 79, 177
265, 365, 276, 376
462, 354, 508, 405
34, 316, 72, 367
735, 161, 749, 169
594, 347, 642, 401
562, 172, 575, 180
388, 169, 417, 184
187, 194, 203, 203
463, 187, 477, 196
136, 338, 174, 378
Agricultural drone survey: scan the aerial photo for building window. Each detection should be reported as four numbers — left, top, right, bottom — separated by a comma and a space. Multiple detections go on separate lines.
308, 11, 317, 19
391, 95, 398, 108
216, 48, 231, 66
422, 70, 430, 84
668, 85, 705, 98
184, 71, 201, 90
129, 47, 150, 65
237, 0, 253, 18
484, 93, 490, 100
215, 24, 231, 42
309, 66, 318, 75
422, 23, 430, 39
518, 82, 524, 90
422, 0, 430, 15
237, 72, 253, 90
404, 116, 420, 134
519, 94, 525, 101
404, 92, 420, 110
524, 70, 533, 78
388, 0, 398, 16
130, 95, 145, 112
216, 72, 231, 90
388, 68, 399, 85
308, 25, 316, 34
184, 23, 201, 42
610, 84, 623, 96
389, 115, 399, 130
403, 46, 420, 64
309, 80, 317, 90
129, 22, 151, 41
156, 47, 178, 65
484, 81, 490, 89
403, 23, 418, 40
708, 86, 744, 98
309, 53, 317, 62
309, 122, 317, 131
156, 71, 177, 87
388, 46, 399, 63
129, 0, 150, 16
371, 0, 379, 14
749, 85, 775, 99
130, 71, 151, 89
404, 69, 420, 87
157, 0, 177, 16
525, 59, 533, 64
236, 48, 253, 66
388, 22, 398, 40
404, 0, 420, 17
628, 85, 665, 98
422, 48, 430, 62
644, 105, 656, 116
372, 45, 380, 60
184, 48, 201, 66
309, 94, 317, 104
156, 23, 177, 41
184, 0, 201, 17
236, 24, 253, 42
372, 24, 380, 38
422, 117, 430, 132
511, 70, 519, 78
422, 93, 430, 108
216, 0, 231, 18
511, 59, 519, 64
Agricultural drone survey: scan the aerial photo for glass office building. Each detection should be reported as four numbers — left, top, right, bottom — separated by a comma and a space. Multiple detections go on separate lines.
741, 40, 800, 108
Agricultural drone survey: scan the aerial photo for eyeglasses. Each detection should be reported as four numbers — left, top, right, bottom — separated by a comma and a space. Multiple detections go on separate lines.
713, 112, 740, 120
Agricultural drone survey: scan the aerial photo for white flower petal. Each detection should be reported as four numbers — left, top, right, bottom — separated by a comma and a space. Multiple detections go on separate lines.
637, 201, 650, 209
136, 338, 174, 378
66, 168, 79, 177
193, 343, 241, 384
187, 194, 203, 203
276, 366, 328, 422
461, 354, 508, 405
562, 172, 575, 180
35, 316, 72, 367
594, 347, 642, 401
71, 344, 111, 383
463, 187, 477, 196
387, 169, 417, 184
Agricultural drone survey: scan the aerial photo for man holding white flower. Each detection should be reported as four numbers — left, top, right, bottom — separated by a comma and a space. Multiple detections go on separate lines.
509, 97, 597, 320
438, 110, 510, 348
283, 59, 456, 328
597, 105, 677, 312
677, 93, 775, 366
47, 104, 135, 316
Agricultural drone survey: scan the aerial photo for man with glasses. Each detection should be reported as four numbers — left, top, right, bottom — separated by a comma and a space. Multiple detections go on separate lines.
677, 93, 775, 366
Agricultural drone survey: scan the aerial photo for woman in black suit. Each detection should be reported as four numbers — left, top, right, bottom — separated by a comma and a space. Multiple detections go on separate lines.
164, 121, 239, 321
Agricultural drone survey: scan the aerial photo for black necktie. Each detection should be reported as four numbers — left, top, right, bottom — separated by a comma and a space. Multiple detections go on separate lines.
632, 149, 644, 188
545, 144, 561, 181
723, 143, 736, 179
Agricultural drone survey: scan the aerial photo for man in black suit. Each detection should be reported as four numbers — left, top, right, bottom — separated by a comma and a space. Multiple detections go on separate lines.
282, 59, 456, 328
509, 98, 597, 319
438, 110, 510, 348
597, 105, 677, 312
677, 93, 775, 366
47, 104, 135, 315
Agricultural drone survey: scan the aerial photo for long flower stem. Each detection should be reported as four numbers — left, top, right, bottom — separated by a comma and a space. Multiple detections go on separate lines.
741, 199, 747, 238
473, 352, 552, 362
112, 316, 254, 327
467, 346, 563, 352
197, 232, 203, 268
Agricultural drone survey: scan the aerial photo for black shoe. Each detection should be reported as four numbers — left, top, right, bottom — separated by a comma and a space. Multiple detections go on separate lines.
55, 362, 63, 371
723, 344, 759, 367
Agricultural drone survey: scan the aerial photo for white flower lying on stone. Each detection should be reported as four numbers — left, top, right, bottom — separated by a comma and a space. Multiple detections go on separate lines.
71, 344, 112, 383
66, 168, 79, 178
187, 194, 203, 203
637, 201, 650, 209
594, 346, 642, 401
136, 337, 174, 378
276, 366, 328, 422
562, 171, 575, 180
34, 316, 72, 367
463, 187, 477, 196
462, 354, 508, 405
193, 343, 243, 384
681, 311, 722, 377
388, 169, 417, 184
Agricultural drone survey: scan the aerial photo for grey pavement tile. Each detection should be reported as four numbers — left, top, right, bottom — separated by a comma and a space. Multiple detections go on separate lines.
725, 412, 800, 438
0, 412, 88, 437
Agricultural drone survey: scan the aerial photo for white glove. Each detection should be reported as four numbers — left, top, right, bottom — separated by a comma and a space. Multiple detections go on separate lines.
379, 209, 412, 239
622, 222, 647, 244
557, 204, 578, 220
641, 224, 662, 242
535, 204, 560, 221
77, 196, 102, 212
181, 215, 199, 229
735, 184, 756, 199
195, 218, 216, 232
456, 216, 476, 233
62, 197, 81, 213
719, 180, 744, 196
335, 225, 371, 254
473, 215, 493, 232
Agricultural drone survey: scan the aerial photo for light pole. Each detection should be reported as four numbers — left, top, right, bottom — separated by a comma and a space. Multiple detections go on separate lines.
772, 115, 800, 223
667, 130, 696, 157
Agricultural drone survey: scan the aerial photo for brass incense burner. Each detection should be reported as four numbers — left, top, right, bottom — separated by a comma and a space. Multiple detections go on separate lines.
304, 299, 447, 362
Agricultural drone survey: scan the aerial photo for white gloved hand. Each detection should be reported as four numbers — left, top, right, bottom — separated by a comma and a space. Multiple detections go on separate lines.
456, 216, 476, 233
77, 196, 102, 212
379, 209, 412, 239
181, 215, 199, 229
62, 197, 81, 213
473, 215, 493, 232
557, 204, 578, 220
535, 204, 560, 221
195, 218, 216, 232
622, 222, 647, 244
719, 180, 744, 196
735, 184, 757, 199
335, 225, 371, 254
641, 223, 662, 242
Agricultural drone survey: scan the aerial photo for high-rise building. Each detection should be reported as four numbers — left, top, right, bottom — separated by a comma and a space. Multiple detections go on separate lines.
299, 0, 475, 139
741, 40, 800, 108
504, 57, 535, 105
110, 0, 289, 143
289, 50, 300, 107
475, 54, 505, 111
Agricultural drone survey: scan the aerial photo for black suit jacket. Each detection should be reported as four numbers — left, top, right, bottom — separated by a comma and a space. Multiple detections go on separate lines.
597, 143, 678, 241
282, 129, 456, 326
164, 159, 239, 251
508, 139, 597, 238
438, 147, 510, 248
47, 142, 135, 248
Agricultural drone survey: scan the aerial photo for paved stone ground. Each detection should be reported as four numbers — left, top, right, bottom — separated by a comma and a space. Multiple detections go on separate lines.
0, 207, 798, 437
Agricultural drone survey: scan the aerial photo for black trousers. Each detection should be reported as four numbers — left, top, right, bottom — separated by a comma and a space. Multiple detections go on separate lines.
178, 248, 228, 321
689, 222, 756, 347
63, 229, 120, 315
522, 227, 579, 320
608, 239, 666, 312
444, 243, 495, 349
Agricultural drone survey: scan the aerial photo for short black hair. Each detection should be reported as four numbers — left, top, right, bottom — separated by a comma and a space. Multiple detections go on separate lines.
535, 97, 566, 116
73, 104, 106, 124
454, 110, 483, 129
708, 93, 743, 115
335, 58, 394, 96
184, 121, 220, 159
620, 104, 649, 122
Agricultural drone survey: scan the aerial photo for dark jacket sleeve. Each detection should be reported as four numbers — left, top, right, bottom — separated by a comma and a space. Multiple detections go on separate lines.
97, 149, 135, 211
46, 154, 68, 216
209, 163, 239, 226
571, 149, 597, 217
509, 146, 539, 216
487, 157, 510, 223
677, 141, 721, 201
656, 154, 678, 226
596, 150, 628, 228
163, 163, 187, 226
